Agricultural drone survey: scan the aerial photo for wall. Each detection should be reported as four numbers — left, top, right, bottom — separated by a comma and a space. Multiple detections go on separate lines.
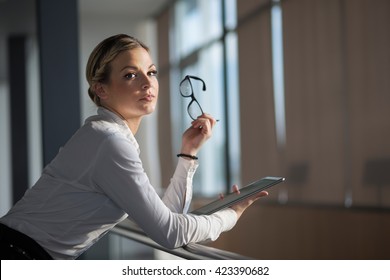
210, 203, 390, 259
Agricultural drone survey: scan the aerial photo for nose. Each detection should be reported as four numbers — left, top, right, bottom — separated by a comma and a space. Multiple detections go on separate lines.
140, 72, 151, 89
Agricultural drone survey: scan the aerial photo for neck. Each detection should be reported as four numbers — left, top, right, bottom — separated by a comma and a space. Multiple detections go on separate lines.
125, 118, 142, 135
101, 105, 141, 135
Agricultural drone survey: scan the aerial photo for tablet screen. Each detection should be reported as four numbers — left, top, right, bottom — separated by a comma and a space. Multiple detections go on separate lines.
191, 176, 285, 215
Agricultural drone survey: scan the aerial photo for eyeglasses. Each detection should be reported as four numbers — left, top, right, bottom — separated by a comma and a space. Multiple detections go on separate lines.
179, 75, 206, 121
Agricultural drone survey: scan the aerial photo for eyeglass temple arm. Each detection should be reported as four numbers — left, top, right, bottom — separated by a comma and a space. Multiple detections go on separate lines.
186, 75, 206, 91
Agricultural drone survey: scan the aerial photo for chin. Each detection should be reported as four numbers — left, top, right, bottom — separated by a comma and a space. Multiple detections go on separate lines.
143, 106, 156, 116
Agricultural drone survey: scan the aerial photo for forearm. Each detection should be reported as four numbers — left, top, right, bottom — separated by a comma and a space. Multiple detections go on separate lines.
162, 157, 198, 213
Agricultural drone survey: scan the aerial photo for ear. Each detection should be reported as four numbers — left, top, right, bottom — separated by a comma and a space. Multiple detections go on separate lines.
93, 82, 109, 100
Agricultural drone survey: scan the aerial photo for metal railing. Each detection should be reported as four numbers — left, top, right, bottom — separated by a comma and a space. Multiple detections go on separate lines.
111, 219, 251, 260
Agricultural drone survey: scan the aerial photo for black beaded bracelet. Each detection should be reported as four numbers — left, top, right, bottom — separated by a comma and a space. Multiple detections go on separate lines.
177, 153, 198, 160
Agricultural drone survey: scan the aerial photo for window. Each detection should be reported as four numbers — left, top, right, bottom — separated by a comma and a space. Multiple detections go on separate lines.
170, 0, 239, 196
271, 0, 286, 150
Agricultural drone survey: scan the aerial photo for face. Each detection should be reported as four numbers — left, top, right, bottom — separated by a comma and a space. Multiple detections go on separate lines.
98, 47, 159, 120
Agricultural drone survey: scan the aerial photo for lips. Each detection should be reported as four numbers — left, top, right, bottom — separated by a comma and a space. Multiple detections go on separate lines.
140, 94, 154, 102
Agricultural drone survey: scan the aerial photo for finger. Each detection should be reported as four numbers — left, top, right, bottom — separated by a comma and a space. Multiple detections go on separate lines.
192, 118, 212, 136
201, 113, 217, 128
203, 114, 217, 128
219, 193, 224, 200
192, 117, 211, 127
232, 184, 240, 194
193, 114, 217, 128
244, 191, 269, 205
253, 191, 268, 199
259, 190, 269, 197
251, 191, 269, 202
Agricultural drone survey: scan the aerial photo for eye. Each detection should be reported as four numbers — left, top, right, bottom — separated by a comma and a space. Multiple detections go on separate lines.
148, 70, 158, 77
124, 73, 137, 79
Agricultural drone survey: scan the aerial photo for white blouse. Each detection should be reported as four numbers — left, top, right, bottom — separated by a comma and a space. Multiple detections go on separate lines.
0, 108, 237, 259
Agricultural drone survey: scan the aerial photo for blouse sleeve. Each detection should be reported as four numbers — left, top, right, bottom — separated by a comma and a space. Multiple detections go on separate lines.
161, 157, 198, 214
92, 135, 237, 249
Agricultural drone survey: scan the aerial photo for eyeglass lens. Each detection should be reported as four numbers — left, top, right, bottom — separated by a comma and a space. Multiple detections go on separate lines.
180, 79, 193, 97
187, 99, 203, 120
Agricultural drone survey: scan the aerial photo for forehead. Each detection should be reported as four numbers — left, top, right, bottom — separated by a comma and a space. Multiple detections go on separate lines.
111, 47, 153, 69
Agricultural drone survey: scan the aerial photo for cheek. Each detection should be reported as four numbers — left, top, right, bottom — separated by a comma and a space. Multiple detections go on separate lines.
111, 81, 129, 94
153, 80, 159, 96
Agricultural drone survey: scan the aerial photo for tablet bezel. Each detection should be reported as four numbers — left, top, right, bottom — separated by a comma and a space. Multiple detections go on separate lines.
191, 176, 285, 215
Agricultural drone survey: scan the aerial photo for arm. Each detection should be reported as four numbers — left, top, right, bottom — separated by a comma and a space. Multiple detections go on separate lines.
92, 135, 237, 249
161, 157, 198, 213
161, 113, 217, 214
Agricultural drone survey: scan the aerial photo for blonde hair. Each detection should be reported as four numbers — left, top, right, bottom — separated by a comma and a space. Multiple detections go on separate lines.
86, 34, 149, 106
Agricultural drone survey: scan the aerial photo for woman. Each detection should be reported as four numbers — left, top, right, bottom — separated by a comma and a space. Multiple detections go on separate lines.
0, 34, 268, 260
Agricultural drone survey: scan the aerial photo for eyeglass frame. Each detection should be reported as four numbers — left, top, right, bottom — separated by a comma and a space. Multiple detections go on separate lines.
179, 75, 206, 121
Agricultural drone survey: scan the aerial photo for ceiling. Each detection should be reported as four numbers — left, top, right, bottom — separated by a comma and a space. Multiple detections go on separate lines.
0, 0, 172, 80
79, 0, 172, 19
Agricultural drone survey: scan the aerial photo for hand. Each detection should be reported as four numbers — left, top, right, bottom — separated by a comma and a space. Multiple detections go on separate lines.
225, 184, 269, 220
180, 113, 218, 156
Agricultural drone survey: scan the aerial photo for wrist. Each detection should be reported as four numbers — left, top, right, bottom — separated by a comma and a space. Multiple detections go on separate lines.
180, 146, 198, 156
177, 153, 198, 160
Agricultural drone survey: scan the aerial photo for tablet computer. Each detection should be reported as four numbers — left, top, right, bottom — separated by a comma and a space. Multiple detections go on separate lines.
191, 176, 285, 215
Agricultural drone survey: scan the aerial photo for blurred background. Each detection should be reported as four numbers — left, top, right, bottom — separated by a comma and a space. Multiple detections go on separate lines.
0, 0, 389, 259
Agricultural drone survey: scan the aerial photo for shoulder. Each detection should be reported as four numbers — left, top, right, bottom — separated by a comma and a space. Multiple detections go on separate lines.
85, 115, 123, 137
81, 111, 140, 158
82, 116, 133, 147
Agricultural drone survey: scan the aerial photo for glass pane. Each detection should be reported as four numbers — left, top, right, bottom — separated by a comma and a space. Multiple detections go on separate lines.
170, 0, 239, 197
226, 32, 241, 186
196, 43, 225, 196
225, 0, 237, 29
271, 0, 286, 150
174, 0, 222, 58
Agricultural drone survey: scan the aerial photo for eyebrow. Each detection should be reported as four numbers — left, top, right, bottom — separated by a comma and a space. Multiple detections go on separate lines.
120, 64, 156, 72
